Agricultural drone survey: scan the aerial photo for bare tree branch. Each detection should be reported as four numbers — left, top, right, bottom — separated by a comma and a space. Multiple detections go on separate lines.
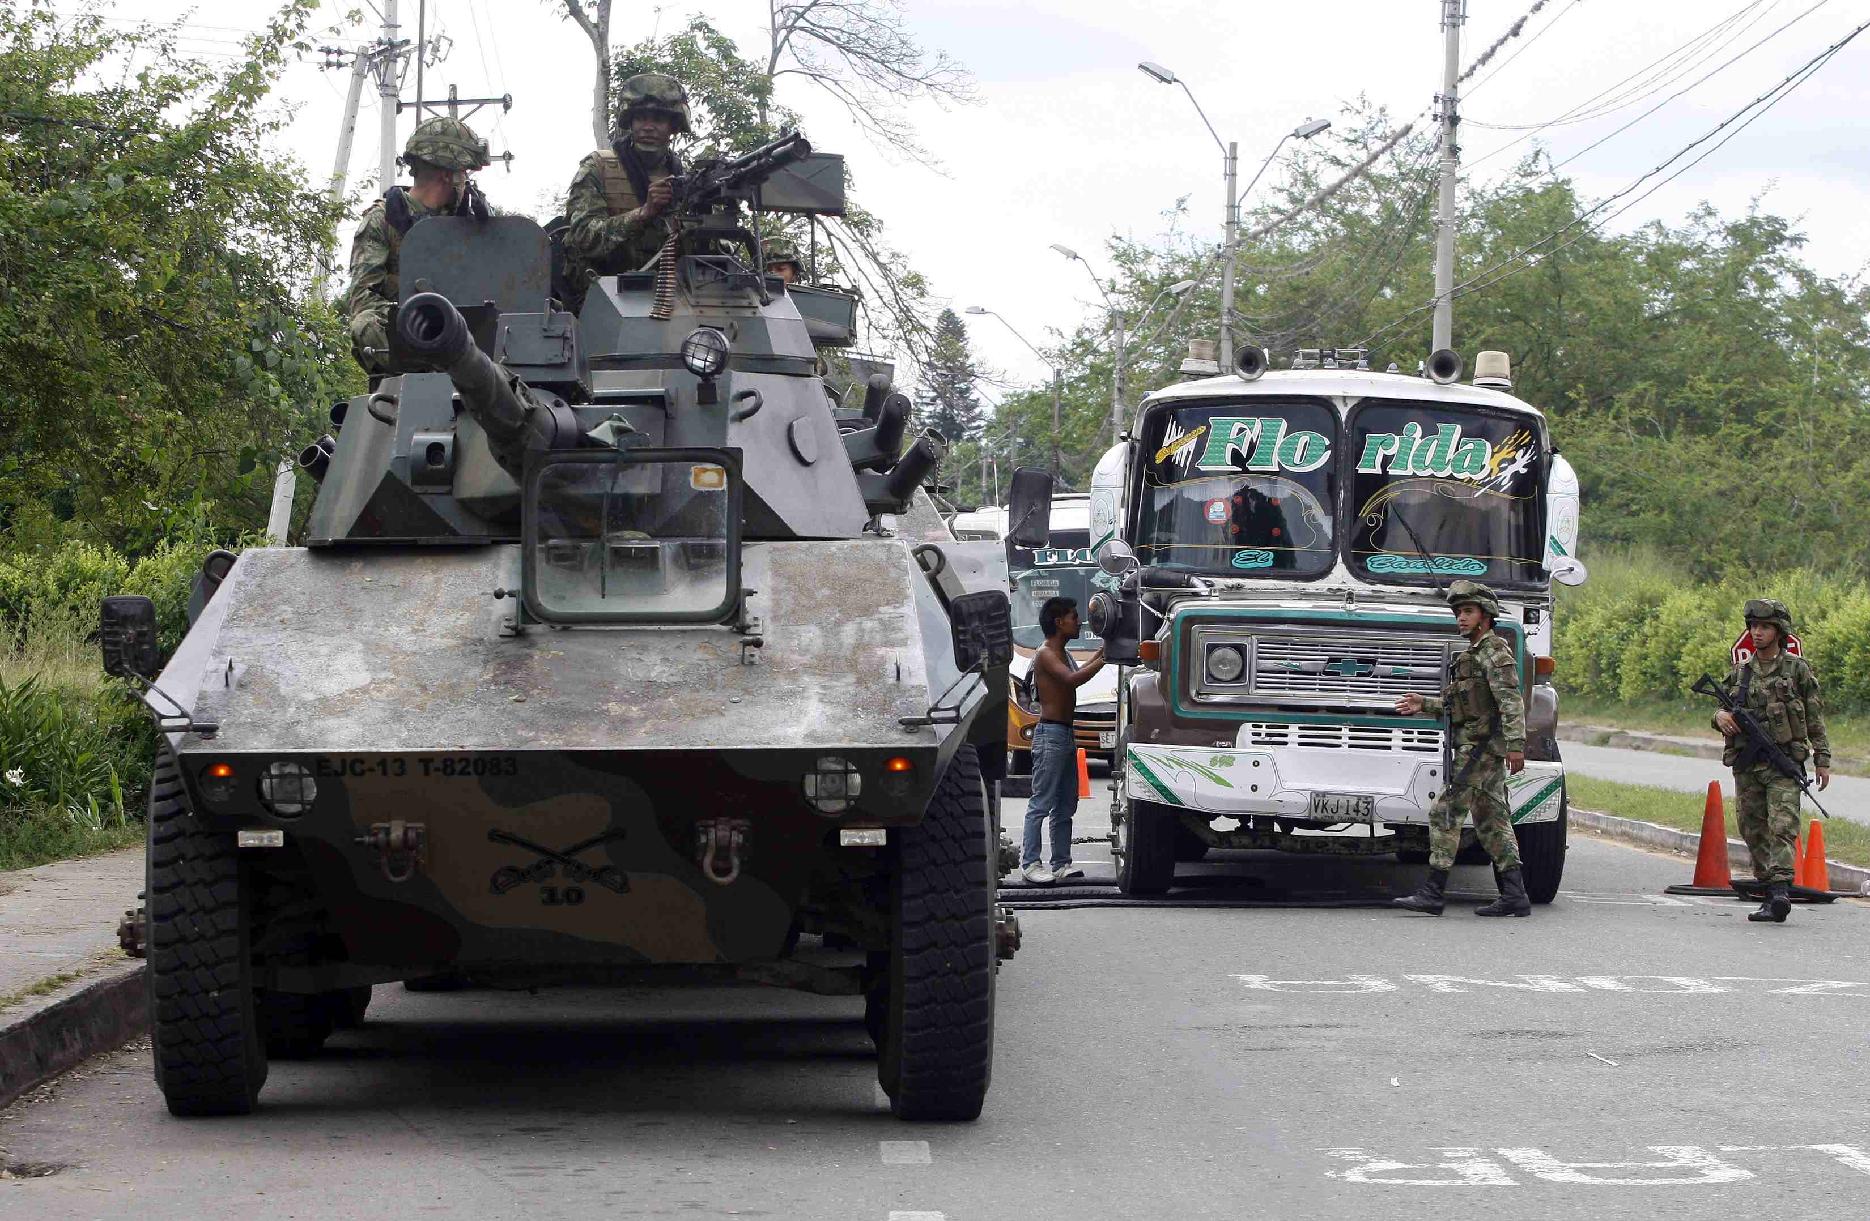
550, 0, 613, 145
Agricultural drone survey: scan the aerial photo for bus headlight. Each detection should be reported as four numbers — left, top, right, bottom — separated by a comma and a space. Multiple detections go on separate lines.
1206, 645, 1245, 683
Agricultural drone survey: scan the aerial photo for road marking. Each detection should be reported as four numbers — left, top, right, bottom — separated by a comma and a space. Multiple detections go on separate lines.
1235, 974, 1870, 996
1326, 1144, 1870, 1185
888, 1213, 946, 1220
880, 1140, 932, 1165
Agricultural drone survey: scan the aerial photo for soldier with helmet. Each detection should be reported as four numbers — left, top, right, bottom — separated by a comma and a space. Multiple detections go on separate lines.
1392, 580, 1532, 918
1714, 598, 1831, 923
345, 116, 494, 376
763, 236, 805, 285
562, 73, 692, 298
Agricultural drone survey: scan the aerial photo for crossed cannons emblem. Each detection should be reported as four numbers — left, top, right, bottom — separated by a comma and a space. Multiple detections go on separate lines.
488, 828, 630, 895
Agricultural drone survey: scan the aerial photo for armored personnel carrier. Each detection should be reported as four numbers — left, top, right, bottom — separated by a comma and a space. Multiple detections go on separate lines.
101, 132, 1016, 1122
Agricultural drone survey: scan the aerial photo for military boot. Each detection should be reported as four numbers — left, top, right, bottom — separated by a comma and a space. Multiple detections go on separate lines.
1392, 867, 1449, 915
1748, 882, 1793, 923
1475, 865, 1532, 917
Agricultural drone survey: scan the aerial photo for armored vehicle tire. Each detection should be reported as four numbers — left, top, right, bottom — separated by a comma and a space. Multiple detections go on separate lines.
256, 991, 335, 1059
146, 745, 268, 1116
1173, 825, 1210, 863
1515, 795, 1568, 905
1115, 797, 1176, 896
879, 744, 995, 1122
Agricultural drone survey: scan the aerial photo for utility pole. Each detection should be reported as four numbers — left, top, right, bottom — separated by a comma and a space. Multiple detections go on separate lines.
1110, 313, 1126, 447
1051, 370, 1063, 480
375, 0, 403, 194
312, 48, 373, 295
1219, 140, 1239, 369
1432, 0, 1465, 354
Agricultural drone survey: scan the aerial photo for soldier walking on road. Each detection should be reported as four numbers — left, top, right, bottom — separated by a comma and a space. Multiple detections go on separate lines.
1392, 580, 1531, 917
345, 117, 493, 376
1715, 598, 1831, 924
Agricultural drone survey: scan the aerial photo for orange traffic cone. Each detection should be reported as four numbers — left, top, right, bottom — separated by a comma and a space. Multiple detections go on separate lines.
1076, 748, 1091, 799
1802, 820, 1829, 892
1792, 832, 1809, 888
1665, 781, 1736, 896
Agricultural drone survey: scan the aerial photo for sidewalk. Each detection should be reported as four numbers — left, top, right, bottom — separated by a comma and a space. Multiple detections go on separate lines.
0, 845, 144, 1109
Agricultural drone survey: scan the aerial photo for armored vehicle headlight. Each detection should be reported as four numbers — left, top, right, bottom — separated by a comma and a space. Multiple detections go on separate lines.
803, 755, 862, 815
1206, 644, 1245, 684
680, 327, 731, 379
257, 761, 318, 818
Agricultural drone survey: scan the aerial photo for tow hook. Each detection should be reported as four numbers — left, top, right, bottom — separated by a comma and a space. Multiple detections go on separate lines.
356, 820, 426, 883
994, 905, 1021, 961
696, 817, 750, 885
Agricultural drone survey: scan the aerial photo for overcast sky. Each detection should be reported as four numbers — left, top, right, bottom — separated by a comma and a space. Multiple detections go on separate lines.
53, 0, 1870, 398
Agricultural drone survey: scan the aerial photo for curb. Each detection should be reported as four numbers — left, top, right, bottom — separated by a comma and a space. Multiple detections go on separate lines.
0, 960, 145, 1111
1559, 723, 1724, 761
1571, 805, 1870, 897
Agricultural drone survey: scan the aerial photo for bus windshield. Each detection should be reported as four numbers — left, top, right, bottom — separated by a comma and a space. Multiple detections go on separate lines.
1347, 400, 1546, 587
1008, 528, 1105, 650
1132, 397, 1339, 578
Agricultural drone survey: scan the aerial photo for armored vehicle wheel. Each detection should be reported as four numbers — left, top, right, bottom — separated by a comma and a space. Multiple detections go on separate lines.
1515, 793, 1568, 905
329, 985, 373, 1028
146, 745, 268, 1116
1114, 796, 1176, 896
1173, 824, 1210, 863
878, 745, 995, 1122
255, 991, 335, 1059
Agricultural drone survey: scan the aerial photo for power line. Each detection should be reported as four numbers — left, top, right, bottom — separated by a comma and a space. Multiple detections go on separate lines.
1458, 0, 1562, 90
1355, 17, 1869, 351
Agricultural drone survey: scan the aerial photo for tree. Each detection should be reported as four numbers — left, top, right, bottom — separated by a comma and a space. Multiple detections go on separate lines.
553, 1, 614, 146
0, 2, 361, 552
763, 0, 977, 165
915, 310, 984, 444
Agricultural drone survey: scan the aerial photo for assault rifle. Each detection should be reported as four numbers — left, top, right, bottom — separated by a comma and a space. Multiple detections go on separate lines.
1690, 673, 1834, 819
676, 129, 813, 215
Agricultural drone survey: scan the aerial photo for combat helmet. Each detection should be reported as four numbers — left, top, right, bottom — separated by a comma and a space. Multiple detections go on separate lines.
763, 237, 804, 272
616, 73, 692, 134
1445, 579, 1503, 619
1744, 597, 1794, 633
402, 117, 491, 172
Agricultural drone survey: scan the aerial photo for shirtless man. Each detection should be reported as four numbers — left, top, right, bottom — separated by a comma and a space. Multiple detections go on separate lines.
1020, 596, 1107, 885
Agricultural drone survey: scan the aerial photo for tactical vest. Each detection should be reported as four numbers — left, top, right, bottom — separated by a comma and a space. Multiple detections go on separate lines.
592, 151, 647, 215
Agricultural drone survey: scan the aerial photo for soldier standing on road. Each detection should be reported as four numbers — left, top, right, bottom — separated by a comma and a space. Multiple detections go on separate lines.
1020, 596, 1106, 886
1714, 598, 1831, 924
345, 117, 493, 376
1392, 580, 1531, 917
562, 73, 691, 302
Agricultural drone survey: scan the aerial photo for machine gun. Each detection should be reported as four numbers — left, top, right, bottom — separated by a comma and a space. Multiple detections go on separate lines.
675, 129, 814, 215
1690, 673, 1834, 819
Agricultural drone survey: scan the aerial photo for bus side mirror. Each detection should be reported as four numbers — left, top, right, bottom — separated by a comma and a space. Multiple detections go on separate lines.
100, 596, 161, 678
1549, 557, 1588, 587
1006, 467, 1053, 549
1096, 539, 1140, 576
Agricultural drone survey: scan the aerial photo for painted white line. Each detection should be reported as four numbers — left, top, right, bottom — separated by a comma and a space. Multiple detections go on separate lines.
1235, 973, 1870, 996
888, 1213, 946, 1220
880, 1140, 932, 1165
1325, 1144, 1870, 1185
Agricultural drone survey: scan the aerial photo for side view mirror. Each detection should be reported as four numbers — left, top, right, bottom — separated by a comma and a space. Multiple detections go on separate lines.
1006, 467, 1054, 549
948, 590, 1013, 672
1549, 557, 1588, 587
1096, 539, 1140, 576
99, 596, 161, 679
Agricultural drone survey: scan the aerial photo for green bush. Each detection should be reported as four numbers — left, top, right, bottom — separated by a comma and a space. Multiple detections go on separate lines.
0, 673, 130, 821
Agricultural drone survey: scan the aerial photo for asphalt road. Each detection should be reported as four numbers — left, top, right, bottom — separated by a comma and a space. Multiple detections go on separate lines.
6, 787, 1870, 1220
1562, 741, 1870, 824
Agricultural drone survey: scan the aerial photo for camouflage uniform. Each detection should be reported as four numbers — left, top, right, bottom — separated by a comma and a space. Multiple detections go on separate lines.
1394, 580, 1532, 917
1716, 600, 1830, 887
562, 74, 691, 294
345, 118, 492, 375
1419, 610, 1526, 873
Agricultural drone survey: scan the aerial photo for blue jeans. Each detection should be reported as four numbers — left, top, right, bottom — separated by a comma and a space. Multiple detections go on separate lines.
1022, 722, 1078, 869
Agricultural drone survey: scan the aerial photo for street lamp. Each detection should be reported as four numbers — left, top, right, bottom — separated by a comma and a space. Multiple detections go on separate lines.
1139, 60, 1330, 368
1049, 245, 1196, 446
965, 305, 1064, 479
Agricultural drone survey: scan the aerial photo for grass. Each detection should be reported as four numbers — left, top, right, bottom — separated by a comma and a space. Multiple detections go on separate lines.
0, 950, 133, 1015
1568, 774, 1870, 869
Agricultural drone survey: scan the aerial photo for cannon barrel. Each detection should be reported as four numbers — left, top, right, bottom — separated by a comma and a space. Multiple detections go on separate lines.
397, 292, 579, 479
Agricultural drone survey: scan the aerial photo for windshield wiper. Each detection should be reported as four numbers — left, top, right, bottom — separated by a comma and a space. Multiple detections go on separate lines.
1386, 503, 1448, 599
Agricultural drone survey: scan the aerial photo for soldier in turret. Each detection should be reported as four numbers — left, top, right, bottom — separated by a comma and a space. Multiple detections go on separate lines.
345, 117, 493, 376
1714, 598, 1831, 924
1392, 580, 1532, 917
562, 74, 692, 299
764, 236, 805, 285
